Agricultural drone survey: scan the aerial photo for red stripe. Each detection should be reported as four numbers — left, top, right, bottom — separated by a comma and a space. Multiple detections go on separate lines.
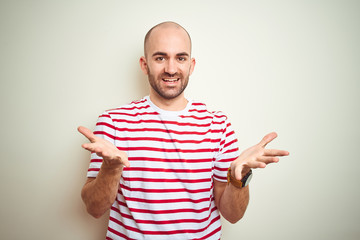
96, 122, 116, 130
179, 115, 214, 120
212, 112, 227, 118
99, 113, 111, 118
214, 175, 227, 181
120, 183, 211, 194
191, 102, 206, 106
124, 167, 211, 174
94, 130, 115, 139
226, 130, 236, 138
216, 156, 238, 162
128, 156, 214, 163
223, 138, 238, 149
107, 111, 159, 117
115, 202, 210, 214
130, 98, 147, 104
113, 105, 151, 111
90, 159, 102, 163
93, 132, 222, 144
211, 119, 226, 125
117, 146, 219, 153
90, 157, 214, 164
122, 195, 210, 204
195, 225, 222, 240
122, 176, 211, 183
107, 226, 135, 240
224, 147, 239, 154
112, 118, 212, 127
189, 108, 208, 113
117, 136, 221, 144
114, 127, 223, 135
88, 168, 100, 172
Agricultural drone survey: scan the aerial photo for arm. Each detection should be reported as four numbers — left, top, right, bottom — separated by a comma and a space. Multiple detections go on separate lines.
213, 180, 249, 223
214, 132, 289, 223
78, 126, 130, 218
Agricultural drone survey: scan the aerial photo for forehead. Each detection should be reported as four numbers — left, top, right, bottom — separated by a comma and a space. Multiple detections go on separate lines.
146, 26, 191, 56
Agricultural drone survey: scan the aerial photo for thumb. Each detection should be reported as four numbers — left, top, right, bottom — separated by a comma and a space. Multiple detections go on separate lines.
78, 126, 96, 143
259, 132, 278, 147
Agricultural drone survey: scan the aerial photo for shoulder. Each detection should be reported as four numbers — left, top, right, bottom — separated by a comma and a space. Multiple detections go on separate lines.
102, 97, 153, 117
189, 100, 229, 121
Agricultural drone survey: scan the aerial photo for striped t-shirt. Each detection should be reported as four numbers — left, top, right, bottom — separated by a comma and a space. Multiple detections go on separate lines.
87, 96, 240, 240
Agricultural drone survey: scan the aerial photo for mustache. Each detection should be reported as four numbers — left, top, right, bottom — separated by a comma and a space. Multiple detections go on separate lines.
161, 73, 182, 78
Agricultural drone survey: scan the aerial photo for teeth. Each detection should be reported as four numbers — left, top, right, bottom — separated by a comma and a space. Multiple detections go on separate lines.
163, 78, 179, 82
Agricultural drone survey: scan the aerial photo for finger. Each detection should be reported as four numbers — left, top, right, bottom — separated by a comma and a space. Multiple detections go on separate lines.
243, 161, 266, 169
122, 158, 131, 168
78, 126, 96, 143
81, 143, 97, 152
264, 149, 290, 157
259, 132, 278, 147
117, 152, 130, 168
257, 156, 280, 165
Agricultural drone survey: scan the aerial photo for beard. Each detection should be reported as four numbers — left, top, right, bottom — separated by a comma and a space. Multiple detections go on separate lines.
147, 67, 190, 100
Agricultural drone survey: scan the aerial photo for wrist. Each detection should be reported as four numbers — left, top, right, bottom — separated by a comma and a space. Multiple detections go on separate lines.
100, 160, 124, 173
227, 167, 253, 189
230, 162, 250, 180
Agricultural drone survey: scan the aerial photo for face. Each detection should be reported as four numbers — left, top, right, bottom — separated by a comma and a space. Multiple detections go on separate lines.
140, 26, 195, 101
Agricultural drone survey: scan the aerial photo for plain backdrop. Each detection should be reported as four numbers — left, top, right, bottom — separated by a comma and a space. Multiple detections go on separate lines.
1, 0, 359, 239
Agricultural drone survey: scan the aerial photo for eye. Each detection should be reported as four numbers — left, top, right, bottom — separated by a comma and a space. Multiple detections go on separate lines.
178, 57, 186, 61
155, 57, 165, 61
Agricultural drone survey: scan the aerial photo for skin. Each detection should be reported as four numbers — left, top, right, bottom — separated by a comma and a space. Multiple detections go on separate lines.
79, 22, 289, 222
140, 22, 195, 111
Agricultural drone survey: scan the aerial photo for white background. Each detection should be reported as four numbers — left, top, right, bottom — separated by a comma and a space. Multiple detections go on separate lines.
1, 0, 359, 239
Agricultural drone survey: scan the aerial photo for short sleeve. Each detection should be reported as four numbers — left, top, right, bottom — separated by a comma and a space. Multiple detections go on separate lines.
86, 112, 116, 178
213, 116, 240, 182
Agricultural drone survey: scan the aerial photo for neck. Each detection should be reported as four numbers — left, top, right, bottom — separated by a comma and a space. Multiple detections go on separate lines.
149, 92, 188, 111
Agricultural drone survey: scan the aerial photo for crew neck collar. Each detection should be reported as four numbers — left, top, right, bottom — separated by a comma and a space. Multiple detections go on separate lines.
145, 96, 192, 116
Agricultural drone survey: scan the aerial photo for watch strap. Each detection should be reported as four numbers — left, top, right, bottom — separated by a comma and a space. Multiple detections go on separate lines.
227, 168, 252, 188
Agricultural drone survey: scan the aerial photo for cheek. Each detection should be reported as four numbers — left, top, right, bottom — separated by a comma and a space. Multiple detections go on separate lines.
181, 64, 192, 74
148, 64, 163, 76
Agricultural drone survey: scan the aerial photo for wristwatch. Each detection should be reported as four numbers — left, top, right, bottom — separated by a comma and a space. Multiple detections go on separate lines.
227, 168, 253, 188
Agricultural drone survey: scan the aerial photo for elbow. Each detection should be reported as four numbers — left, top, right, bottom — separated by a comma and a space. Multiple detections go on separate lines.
87, 208, 105, 219
226, 213, 245, 224
81, 189, 106, 219
83, 199, 107, 219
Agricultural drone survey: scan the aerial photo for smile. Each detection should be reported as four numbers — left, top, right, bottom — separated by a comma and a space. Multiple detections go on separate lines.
162, 78, 180, 82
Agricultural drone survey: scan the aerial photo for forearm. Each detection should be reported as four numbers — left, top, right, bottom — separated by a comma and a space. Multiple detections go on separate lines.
218, 183, 249, 224
81, 163, 123, 218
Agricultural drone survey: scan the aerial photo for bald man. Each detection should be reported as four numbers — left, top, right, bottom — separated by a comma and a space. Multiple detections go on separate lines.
79, 22, 289, 239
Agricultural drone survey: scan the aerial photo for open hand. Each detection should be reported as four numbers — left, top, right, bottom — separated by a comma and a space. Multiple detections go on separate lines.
78, 126, 130, 168
231, 132, 289, 180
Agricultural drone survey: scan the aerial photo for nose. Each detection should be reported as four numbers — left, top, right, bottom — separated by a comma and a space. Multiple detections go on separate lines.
165, 59, 177, 75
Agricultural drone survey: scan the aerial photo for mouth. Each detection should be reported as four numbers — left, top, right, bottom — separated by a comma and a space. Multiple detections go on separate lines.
162, 78, 180, 83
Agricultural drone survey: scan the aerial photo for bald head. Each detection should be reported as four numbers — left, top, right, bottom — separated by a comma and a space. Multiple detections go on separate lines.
144, 21, 192, 58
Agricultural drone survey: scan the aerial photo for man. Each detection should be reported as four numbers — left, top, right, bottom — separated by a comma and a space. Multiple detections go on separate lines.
78, 21, 289, 239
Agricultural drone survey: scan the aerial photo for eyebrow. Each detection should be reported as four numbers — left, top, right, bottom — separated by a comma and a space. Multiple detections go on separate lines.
176, 52, 190, 57
152, 51, 190, 57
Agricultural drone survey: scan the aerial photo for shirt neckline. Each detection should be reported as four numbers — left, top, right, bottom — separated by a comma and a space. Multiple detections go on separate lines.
145, 96, 192, 116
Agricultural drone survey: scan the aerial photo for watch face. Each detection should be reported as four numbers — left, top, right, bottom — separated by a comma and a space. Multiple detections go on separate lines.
244, 171, 253, 187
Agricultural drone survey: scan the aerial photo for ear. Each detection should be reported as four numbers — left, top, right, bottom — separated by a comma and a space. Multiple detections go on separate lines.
139, 56, 148, 75
189, 57, 196, 75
